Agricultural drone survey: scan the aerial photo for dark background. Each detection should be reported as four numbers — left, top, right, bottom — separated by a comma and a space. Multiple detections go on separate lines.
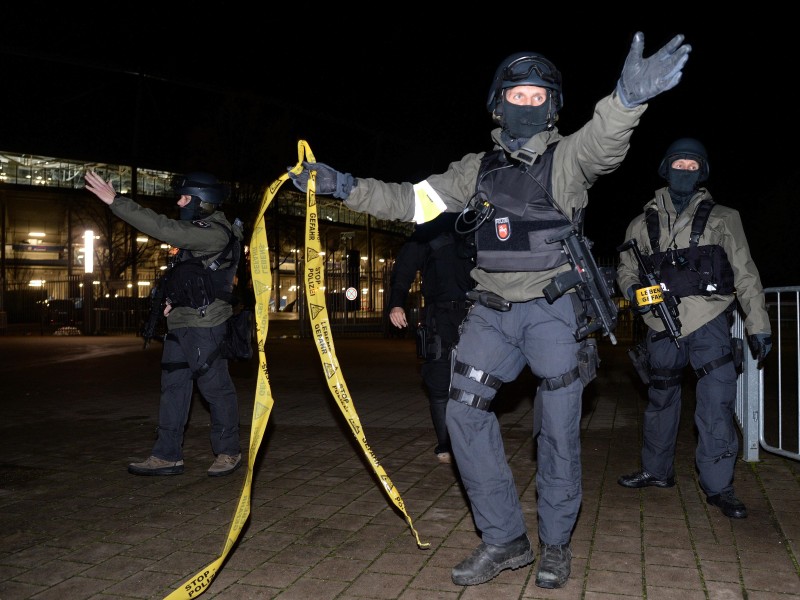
1, 12, 795, 285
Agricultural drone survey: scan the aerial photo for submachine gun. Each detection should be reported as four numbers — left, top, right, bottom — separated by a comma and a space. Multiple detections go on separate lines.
542, 226, 619, 345
617, 238, 682, 348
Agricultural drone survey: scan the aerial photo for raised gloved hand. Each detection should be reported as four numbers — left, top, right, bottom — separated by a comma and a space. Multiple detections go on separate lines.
748, 333, 772, 363
288, 161, 355, 200
627, 285, 650, 315
616, 31, 691, 108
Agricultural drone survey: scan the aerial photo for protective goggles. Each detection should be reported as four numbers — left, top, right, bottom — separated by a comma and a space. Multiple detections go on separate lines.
502, 56, 561, 88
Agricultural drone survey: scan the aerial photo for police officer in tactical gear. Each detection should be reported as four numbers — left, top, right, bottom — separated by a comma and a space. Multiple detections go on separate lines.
387, 212, 475, 465
617, 138, 772, 519
289, 32, 690, 589
84, 170, 244, 478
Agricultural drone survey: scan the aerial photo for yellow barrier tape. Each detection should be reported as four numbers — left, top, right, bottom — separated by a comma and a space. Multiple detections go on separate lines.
636, 284, 664, 306
164, 139, 426, 599
293, 139, 428, 549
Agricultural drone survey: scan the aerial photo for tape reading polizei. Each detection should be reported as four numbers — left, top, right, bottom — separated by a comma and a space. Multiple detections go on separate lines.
295, 140, 428, 549
165, 139, 427, 600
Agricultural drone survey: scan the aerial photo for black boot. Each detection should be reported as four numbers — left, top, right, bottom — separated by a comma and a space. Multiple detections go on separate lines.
535, 542, 572, 589
618, 469, 675, 488
707, 491, 747, 518
451, 534, 534, 586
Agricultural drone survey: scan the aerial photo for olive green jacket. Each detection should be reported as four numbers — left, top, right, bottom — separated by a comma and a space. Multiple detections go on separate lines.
110, 196, 242, 328
344, 92, 646, 301
617, 187, 770, 338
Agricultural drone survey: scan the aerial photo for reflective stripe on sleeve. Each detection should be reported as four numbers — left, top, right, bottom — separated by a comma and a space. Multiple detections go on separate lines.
412, 180, 447, 224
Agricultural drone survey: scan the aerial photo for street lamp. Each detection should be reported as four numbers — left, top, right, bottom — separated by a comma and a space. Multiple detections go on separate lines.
83, 230, 94, 334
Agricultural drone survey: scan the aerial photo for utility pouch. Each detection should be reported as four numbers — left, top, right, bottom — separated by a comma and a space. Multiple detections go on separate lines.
465, 289, 511, 312
415, 324, 426, 359
416, 325, 442, 360
732, 336, 744, 375
577, 338, 599, 385
220, 310, 254, 361
627, 342, 651, 385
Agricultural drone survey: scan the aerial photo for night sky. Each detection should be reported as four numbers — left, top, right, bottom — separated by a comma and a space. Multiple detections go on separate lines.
1, 13, 795, 285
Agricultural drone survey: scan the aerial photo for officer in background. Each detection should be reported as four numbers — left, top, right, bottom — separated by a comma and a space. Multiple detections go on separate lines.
617, 138, 772, 519
84, 170, 244, 478
289, 32, 690, 589
387, 212, 475, 465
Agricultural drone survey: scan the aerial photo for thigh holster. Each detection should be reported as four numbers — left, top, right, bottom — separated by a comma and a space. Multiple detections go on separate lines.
540, 366, 581, 391
694, 352, 733, 379
649, 367, 684, 390
449, 360, 503, 411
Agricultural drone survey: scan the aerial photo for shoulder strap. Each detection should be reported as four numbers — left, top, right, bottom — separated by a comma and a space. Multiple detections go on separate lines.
689, 199, 715, 247
206, 227, 237, 271
645, 208, 660, 253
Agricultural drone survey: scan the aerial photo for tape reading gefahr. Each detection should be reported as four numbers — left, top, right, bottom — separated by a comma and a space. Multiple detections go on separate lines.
636, 285, 664, 306
165, 140, 428, 600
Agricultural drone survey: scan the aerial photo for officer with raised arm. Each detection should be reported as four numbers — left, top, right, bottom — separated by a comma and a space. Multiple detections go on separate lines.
84, 170, 244, 478
289, 32, 690, 589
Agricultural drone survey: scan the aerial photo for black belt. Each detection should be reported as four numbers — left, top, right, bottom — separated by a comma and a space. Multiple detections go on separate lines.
433, 300, 470, 310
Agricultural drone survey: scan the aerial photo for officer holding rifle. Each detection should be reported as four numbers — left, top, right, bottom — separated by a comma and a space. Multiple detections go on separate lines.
616, 137, 771, 520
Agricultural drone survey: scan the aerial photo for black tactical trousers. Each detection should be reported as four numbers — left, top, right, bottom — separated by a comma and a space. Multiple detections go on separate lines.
152, 323, 241, 461
643, 312, 738, 495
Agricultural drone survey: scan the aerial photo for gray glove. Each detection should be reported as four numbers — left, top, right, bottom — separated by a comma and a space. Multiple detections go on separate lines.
627, 285, 650, 316
748, 333, 772, 363
288, 161, 355, 200
616, 31, 691, 108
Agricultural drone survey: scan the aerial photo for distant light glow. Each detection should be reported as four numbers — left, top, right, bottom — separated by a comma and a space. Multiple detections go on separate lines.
84, 230, 94, 273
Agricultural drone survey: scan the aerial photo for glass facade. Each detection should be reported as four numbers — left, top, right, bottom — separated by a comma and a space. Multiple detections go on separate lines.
0, 151, 415, 331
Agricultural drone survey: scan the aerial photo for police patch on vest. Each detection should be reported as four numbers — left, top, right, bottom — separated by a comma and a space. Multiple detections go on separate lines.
192, 220, 211, 228
495, 217, 511, 241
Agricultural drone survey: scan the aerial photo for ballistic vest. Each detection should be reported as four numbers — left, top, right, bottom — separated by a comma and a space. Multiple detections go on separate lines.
645, 199, 735, 297
474, 145, 571, 272
162, 225, 240, 312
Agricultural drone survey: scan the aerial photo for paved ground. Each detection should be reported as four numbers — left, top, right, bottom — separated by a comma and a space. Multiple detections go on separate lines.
1, 320, 799, 600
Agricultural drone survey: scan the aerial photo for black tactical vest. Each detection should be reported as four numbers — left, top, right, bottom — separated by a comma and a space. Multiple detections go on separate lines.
645, 199, 735, 297
474, 145, 571, 272
162, 227, 240, 313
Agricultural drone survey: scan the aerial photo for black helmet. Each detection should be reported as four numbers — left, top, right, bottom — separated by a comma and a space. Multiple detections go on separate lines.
486, 52, 563, 116
658, 138, 710, 182
171, 171, 230, 205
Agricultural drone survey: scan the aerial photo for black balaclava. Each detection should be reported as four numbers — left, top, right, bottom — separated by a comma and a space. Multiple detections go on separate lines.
502, 99, 552, 140
666, 161, 702, 214
179, 196, 204, 221
658, 138, 709, 215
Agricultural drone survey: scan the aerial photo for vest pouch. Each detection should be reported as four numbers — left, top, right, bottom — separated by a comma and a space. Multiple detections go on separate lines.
162, 261, 216, 311
654, 245, 735, 298
477, 227, 569, 272
220, 310, 254, 361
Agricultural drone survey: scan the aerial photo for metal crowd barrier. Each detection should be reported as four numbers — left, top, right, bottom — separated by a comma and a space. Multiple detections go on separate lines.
735, 286, 800, 462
